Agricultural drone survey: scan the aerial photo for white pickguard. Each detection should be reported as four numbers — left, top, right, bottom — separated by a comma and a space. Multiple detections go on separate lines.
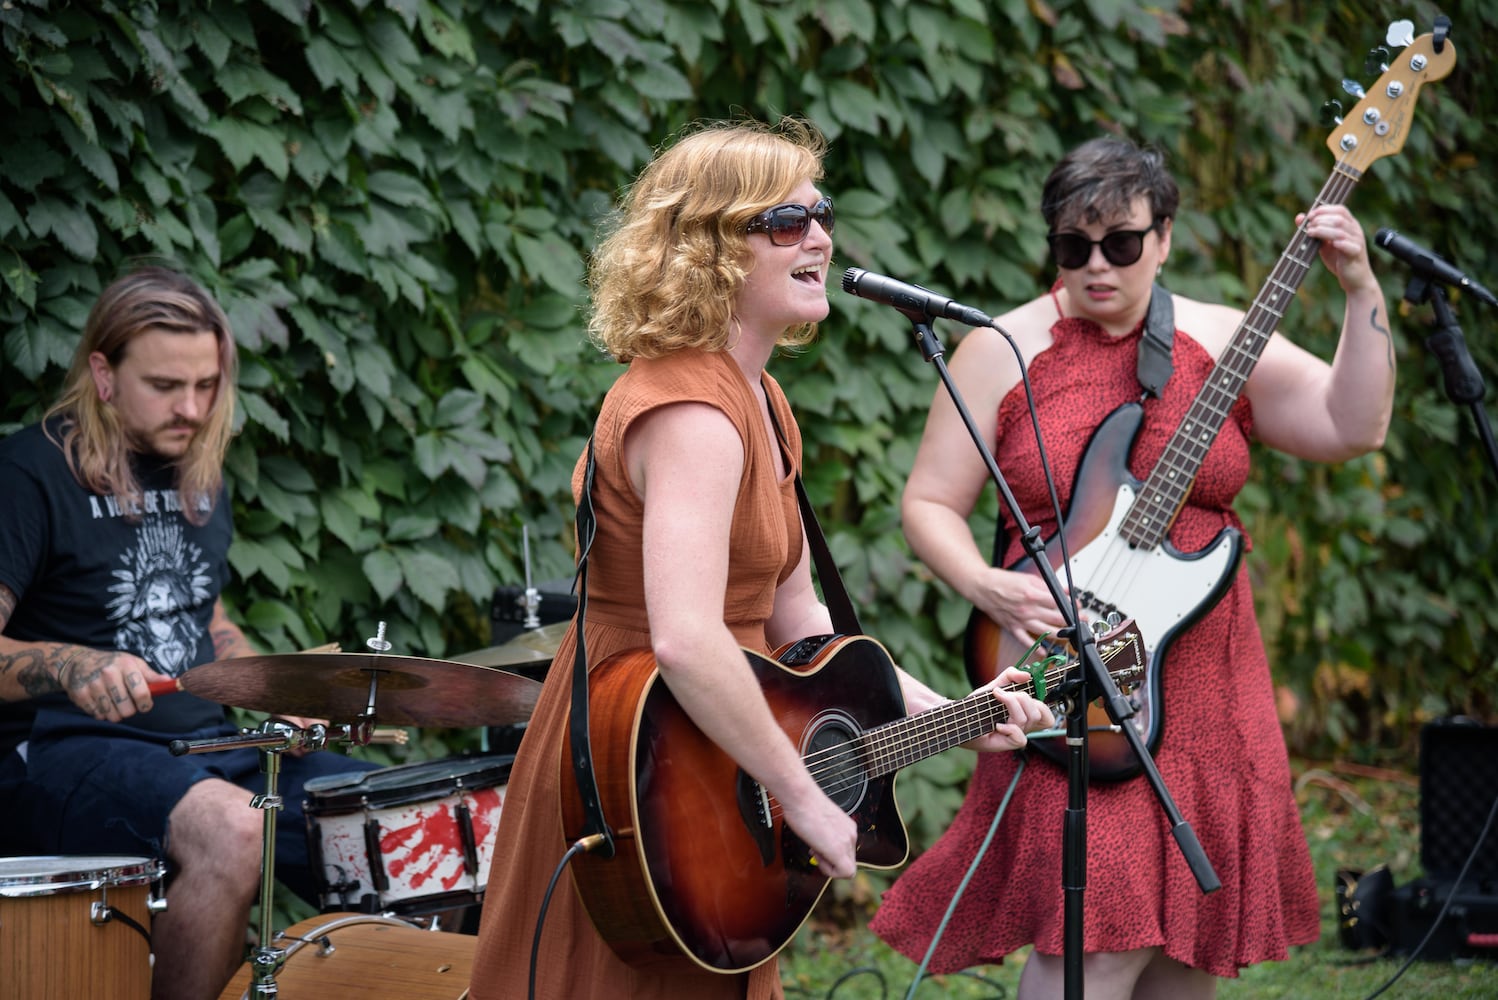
1061, 483, 1239, 736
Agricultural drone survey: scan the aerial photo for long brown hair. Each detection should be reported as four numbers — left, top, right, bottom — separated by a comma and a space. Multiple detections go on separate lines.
587, 118, 828, 363
44, 266, 238, 525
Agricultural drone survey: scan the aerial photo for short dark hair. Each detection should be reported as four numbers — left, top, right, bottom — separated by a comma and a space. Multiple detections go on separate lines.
1041, 136, 1179, 232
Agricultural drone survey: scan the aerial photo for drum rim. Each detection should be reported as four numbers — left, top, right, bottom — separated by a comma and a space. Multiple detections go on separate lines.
0, 855, 165, 897
303, 753, 514, 813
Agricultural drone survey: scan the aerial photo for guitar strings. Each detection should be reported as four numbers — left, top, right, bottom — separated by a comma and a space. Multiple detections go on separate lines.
757, 637, 1138, 822
1063, 163, 1359, 630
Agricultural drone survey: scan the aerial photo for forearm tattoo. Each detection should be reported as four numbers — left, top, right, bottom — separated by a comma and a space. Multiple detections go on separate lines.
211, 622, 254, 660
1, 585, 113, 701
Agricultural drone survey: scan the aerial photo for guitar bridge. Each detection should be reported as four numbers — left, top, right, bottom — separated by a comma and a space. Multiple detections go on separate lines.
736, 770, 776, 866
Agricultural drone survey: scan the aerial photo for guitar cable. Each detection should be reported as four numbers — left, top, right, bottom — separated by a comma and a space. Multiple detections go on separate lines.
903, 754, 1029, 1000
528, 833, 610, 1000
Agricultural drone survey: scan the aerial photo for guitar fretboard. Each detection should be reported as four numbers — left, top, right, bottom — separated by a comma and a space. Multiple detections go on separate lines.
1120, 161, 1364, 550
805, 628, 1143, 790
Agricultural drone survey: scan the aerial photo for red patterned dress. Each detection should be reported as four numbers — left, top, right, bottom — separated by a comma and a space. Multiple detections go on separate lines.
869, 302, 1319, 977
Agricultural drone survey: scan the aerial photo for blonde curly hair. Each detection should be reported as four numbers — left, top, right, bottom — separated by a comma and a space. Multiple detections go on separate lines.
587, 118, 828, 363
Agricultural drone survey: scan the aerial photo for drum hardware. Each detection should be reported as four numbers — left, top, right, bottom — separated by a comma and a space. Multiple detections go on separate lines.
216, 911, 476, 1000
170, 623, 421, 999
519, 524, 543, 630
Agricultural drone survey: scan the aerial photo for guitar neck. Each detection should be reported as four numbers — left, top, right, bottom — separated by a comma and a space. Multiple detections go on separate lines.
1121, 165, 1363, 550
844, 634, 1136, 779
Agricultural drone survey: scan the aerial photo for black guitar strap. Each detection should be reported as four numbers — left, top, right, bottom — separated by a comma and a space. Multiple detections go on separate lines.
1137, 282, 1176, 400
986, 283, 1175, 565
567, 436, 612, 853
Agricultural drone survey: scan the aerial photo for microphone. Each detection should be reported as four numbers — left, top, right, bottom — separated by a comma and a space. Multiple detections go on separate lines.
841, 268, 993, 326
1373, 229, 1498, 307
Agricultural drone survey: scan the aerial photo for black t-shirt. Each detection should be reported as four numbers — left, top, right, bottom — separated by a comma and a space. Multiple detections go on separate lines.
0, 420, 232, 742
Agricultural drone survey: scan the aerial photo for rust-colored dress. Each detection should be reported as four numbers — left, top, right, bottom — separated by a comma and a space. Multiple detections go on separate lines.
468, 349, 801, 999
869, 304, 1319, 977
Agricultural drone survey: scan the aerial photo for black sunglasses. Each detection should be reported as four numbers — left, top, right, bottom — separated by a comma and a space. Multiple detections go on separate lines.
745, 197, 835, 246
1046, 224, 1158, 270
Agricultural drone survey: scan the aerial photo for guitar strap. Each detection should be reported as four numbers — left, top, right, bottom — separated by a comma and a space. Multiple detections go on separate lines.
763, 382, 864, 637
987, 283, 1175, 566
1137, 282, 1176, 400
566, 436, 613, 852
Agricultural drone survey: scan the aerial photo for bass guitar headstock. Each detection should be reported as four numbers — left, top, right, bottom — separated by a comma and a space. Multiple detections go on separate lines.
1323, 18, 1456, 174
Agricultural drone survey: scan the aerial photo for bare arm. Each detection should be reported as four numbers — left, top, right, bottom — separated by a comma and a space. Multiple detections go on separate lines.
209, 599, 255, 659
901, 303, 1071, 649
1247, 204, 1395, 460
630, 401, 861, 878
0, 582, 164, 720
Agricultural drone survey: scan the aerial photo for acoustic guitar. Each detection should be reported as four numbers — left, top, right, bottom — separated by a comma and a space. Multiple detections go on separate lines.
965, 29, 1456, 781
561, 620, 1145, 973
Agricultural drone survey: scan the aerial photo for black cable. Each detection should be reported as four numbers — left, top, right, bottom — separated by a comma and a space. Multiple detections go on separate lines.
96, 903, 153, 946
1361, 785, 1498, 999
527, 837, 596, 1000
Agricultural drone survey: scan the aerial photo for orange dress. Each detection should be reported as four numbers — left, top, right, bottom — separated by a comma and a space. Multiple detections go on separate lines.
468, 349, 801, 999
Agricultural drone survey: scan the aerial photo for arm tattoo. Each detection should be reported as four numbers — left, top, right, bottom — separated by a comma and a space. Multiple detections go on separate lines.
1371, 306, 1394, 370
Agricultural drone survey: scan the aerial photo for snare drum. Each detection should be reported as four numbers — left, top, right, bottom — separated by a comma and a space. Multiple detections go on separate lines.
0, 855, 165, 1000
217, 911, 474, 1000
305, 754, 512, 915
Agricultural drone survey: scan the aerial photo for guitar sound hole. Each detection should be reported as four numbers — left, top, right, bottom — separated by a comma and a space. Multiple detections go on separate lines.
803, 710, 866, 813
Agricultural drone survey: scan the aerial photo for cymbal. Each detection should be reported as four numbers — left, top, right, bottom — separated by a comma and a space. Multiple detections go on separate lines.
175, 652, 541, 728
451, 621, 570, 669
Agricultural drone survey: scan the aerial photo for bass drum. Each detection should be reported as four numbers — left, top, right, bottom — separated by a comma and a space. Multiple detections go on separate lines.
0, 855, 164, 1000
218, 912, 474, 999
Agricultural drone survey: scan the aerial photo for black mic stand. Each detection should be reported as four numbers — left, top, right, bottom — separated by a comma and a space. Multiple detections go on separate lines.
1401, 275, 1498, 481
904, 317, 1220, 1000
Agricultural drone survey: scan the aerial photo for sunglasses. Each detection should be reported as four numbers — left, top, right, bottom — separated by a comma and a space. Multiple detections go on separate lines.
1046, 225, 1158, 270
745, 197, 835, 246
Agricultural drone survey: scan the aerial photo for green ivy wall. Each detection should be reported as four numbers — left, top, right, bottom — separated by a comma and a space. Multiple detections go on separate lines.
3, 0, 1495, 841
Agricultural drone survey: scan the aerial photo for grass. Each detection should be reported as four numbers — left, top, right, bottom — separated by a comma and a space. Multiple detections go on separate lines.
777, 757, 1498, 999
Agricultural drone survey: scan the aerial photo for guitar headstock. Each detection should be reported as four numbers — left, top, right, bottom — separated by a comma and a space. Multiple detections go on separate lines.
1325, 26, 1456, 173
1095, 618, 1146, 694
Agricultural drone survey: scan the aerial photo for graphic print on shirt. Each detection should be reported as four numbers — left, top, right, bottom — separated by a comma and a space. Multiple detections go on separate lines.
105, 517, 212, 678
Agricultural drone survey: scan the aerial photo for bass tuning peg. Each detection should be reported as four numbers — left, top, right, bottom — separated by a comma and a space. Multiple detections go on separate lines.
1318, 100, 1344, 128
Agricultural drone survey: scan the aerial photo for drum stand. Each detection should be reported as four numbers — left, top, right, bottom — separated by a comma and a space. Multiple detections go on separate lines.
171, 716, 379, 997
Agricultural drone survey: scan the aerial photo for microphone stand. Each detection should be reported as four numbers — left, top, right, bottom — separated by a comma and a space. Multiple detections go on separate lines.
903, 316, 1220, 1000
1401, 275, 1498, 482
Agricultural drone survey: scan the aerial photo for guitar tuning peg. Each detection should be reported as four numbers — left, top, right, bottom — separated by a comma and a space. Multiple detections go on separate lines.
1319, 100, 1344, 128
1364, 46, 1390, 76
1341, 78, 1366, 100
1385, 18, 1415, 48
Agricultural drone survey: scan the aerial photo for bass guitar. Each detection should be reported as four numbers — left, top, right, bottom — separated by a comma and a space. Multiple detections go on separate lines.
964, 28, 1455, 781
562, 620, 1144, 973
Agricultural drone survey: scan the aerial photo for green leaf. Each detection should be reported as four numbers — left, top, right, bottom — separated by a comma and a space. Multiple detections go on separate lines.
394, 548, 461, 610
24, 197, 98, 260
362, 549, 404, 603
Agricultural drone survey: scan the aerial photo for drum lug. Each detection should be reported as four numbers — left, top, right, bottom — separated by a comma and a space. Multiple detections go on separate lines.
148, 891, 169, 914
